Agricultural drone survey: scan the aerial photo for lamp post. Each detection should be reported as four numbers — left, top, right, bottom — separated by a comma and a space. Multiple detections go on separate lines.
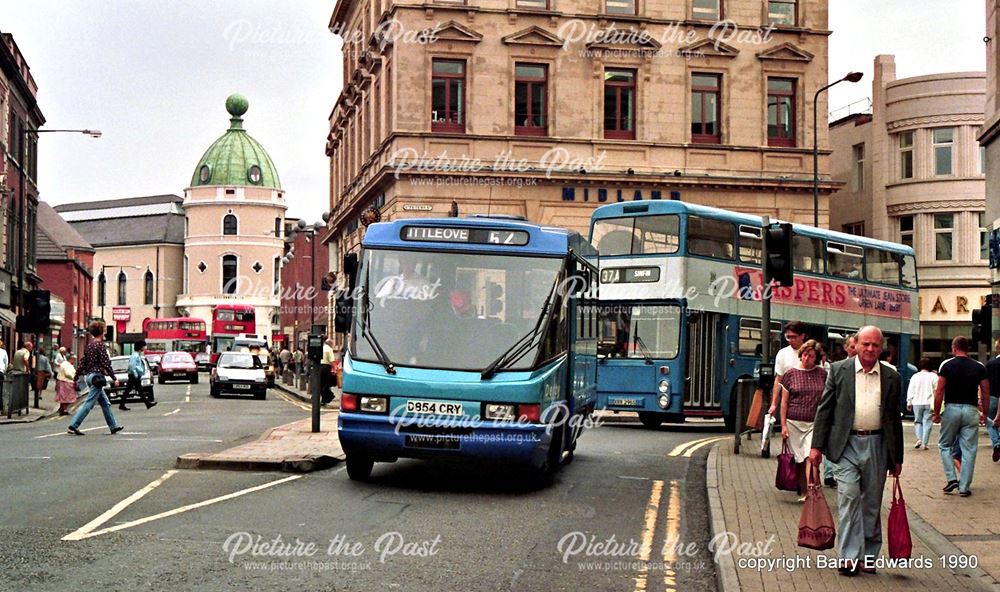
813, 72, 863, 228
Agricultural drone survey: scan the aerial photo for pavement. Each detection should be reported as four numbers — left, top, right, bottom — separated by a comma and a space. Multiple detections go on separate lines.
0, 384, 64, 424
710, 425, 1000, 592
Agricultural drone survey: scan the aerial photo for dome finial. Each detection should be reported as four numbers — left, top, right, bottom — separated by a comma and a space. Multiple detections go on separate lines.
226, 94, 248, 129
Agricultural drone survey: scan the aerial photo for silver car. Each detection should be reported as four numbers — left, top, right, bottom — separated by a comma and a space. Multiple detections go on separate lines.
106, 355, 155, 403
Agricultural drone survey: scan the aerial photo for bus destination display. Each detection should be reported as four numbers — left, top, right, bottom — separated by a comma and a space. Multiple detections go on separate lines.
401, 226, 529, 246
600, 266, 660, 284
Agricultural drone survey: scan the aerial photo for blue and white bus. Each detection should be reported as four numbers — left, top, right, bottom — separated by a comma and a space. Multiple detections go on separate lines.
338, 217, 599, 481
589, 201, 919, 429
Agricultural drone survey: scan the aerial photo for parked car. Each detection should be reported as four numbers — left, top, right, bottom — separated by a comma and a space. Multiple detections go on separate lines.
105, 355, 155, 404
195, 351, 211, 371
144, 352, 163, 375
210, 352, 267, 399
158, 351, 199, 384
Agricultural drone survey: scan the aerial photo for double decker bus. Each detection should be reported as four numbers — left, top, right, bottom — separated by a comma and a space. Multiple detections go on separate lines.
210, 304, 256, 365
589, 200, 919, 429
143, 317, 208, 358
338, 217, 599, 482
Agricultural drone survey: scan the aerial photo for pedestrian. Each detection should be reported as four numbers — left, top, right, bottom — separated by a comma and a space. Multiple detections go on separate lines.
932, 336, 991, 496
12, 340, 33, 373
986, 340, 1000, 463
778, 339, 827, 500
279, 346, 291, 376
292, 347, 304, 375
810, 325, 903, 576
320, 338, 335, 405
54, 346, 67, 366
34, 346, 52, 396
67, 321, 124, 436
0, 338, 8, 377
906, 357, 937, 450
54, 353, 78, 415
844, 333, 858, 358
120, 340, 157, 411
768, 320, 807, 416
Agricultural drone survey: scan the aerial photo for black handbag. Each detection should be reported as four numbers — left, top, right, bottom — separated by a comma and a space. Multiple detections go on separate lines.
90, 374, 107, 388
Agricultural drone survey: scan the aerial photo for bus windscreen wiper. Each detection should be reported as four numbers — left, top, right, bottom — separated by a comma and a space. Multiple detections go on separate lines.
481, 281, 558, 380
633, 334, 654, 365
360, 269, 396, 375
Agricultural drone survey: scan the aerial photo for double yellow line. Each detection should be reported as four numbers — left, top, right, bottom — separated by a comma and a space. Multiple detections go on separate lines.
634, 479, 681, 592
667, 436, 727, 458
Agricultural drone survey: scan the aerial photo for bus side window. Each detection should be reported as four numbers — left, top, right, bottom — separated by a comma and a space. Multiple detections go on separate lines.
864, 248, 901, 285
688, 216, 735, 260
793, 235, 824, 274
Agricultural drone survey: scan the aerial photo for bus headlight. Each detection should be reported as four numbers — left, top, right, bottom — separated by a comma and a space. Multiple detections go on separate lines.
658, 394, 671, 409
360, 396, 388, 413
485, 404, 516, 421
657, 379, 670, 394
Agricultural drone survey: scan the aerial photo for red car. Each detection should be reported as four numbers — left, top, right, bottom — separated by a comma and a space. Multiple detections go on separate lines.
158, 351, 199, 384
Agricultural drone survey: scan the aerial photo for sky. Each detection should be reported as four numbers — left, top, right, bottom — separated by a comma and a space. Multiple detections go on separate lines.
1, 1, 989, 221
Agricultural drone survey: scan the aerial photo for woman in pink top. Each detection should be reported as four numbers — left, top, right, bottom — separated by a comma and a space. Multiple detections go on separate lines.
779, 339, 828, 498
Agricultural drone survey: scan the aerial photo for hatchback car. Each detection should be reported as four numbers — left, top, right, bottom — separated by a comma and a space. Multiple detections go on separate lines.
195, 351, 211, 371
144, 352, 163, 374
158, 351, 199, 384
210, 352, 267, 399
105, 355, 155, 404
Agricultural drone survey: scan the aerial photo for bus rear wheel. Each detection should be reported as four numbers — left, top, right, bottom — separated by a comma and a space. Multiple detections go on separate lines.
638, 412, 662, 429
346, 455, 374, 481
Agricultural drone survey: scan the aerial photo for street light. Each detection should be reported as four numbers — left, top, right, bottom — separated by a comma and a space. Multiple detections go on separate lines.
17, 127, 100, 343
813, 72, 863, 228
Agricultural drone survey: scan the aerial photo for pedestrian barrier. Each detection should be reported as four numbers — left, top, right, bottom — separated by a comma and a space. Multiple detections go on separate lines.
2, 372, 31, 418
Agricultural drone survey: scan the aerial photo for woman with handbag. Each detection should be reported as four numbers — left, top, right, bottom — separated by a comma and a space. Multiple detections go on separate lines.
779, 340, 828, 500
53, 353, 78, 416
67, 321, 124, 436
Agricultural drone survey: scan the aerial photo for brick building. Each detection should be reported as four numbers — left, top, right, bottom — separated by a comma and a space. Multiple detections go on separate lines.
36, 201, 94, 354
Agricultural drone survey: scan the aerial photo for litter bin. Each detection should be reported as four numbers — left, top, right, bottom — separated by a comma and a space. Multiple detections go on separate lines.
733, 377, 757, 455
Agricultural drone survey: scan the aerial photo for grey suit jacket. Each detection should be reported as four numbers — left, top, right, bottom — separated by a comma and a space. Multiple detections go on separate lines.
811, 357, 904, 467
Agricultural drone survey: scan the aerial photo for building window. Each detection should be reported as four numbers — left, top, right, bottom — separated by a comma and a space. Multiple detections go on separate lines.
273, 258, 281, 296
981, 212, 989, 260
604, 69, 636, 140
223, 214, 238, 235
934, 214, 953, 261
515, 64, 548, 136
981, 145, 987, 175
274, 217, 282, 237
933, 127, 953, 176
517, 0, 548, 8
183, 256, 189, 295
144, 270, 154, 305
842, 222, 865, 236
98, 272, 106, 307
606, 0, 636, 15
852, 143, 865, 191
692, 0, 720, 19
431, 60, 465, 133
768, 0, 796, 25
767, 78, 795, 147
222, 255, 238, 294
691, 73, 721, 144
899, 215, 913, 249
117, 271, 127, 306
899, 131, 913, 179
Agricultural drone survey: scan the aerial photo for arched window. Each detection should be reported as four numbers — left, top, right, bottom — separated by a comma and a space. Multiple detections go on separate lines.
222, 255, 238, 294
223, 214, 238, 235
97, 272, 106, 307
144, 270, 154, 305
117, 271, 127, 306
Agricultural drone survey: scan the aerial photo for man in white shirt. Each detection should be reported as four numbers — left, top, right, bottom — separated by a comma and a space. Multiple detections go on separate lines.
0, 337, 8, 375
906, 357, 937, 450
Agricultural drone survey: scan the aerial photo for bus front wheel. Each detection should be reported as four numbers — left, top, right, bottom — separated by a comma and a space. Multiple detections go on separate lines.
638, 412, 662, 429
346, 455, 374, 481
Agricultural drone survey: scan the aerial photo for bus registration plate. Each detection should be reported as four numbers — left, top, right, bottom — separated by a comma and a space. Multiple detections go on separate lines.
609, 398, 641, 407
406, 400, 464, 416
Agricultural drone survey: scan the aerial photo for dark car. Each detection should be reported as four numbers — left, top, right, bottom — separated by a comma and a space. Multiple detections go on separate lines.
210, 352, 267, 399
158, 351, 199, 384
195, 352, 211, 371
105, 355, 155, 404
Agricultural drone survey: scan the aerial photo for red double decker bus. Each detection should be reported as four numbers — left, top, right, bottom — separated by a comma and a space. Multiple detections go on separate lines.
211, 304, 256, 364
143, 317, 209, 358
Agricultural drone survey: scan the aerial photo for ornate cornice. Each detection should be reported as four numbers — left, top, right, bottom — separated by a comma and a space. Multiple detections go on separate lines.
887, 114, 983, 132
887, 200, 985, 215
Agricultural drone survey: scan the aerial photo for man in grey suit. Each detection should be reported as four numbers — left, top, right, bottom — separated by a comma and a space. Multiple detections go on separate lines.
809, 326, 903, 576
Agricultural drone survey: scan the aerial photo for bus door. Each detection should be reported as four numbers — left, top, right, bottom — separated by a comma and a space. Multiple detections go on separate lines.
684, 310, 726, 410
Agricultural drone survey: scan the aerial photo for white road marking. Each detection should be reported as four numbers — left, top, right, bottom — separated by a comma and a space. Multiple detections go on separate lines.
667, 436, 723, 457
619, 475, 652, 481
163, 408, 181, 416
63, 470, 178, 541
36, 426, 105, 439
678, 437, 727, 458
114, 438, 223, 443
64, 474, 303, 541
1, 456, 51, 460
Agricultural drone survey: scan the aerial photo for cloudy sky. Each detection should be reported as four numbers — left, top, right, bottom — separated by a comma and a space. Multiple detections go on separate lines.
2, 0, 989, 221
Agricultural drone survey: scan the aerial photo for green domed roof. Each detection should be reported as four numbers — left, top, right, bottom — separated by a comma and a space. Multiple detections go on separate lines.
190, 94, 281, 189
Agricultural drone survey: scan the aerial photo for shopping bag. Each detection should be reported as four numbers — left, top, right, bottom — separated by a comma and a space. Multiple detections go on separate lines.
775, 439, 798, 492
745, 388, 764, 430
797, 462, 836, 550
887, 476, 912, 559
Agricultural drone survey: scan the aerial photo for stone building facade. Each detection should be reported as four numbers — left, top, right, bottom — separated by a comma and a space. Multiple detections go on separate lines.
982, 0, 1000, 344
325, 0, 837, 270
830, 55, 988, 361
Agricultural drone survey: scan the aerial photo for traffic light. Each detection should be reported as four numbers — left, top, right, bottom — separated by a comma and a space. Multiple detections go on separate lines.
486, 282, 504, 317
764, 223, 794, 287
15, 290, 51, 334
972, 304, 992, 347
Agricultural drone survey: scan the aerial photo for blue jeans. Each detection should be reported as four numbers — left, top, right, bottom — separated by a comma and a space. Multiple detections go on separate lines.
912, 404, 933, 446
988, 397, 1000, 449
69, 373, 119, 431
938, 404, 980, 493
